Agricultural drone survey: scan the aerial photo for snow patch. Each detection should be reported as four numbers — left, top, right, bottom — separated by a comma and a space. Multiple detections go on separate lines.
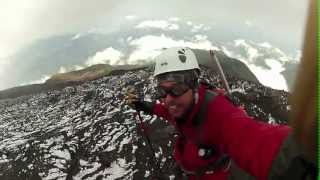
52, 149, 71, 160
144, 170, 150, 177
104, 158, 133, 180
132, 145, 138, 154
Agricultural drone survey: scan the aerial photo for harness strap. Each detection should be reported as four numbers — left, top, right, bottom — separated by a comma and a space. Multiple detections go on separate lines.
194, 154, 231, 178
193, 90, 232, 178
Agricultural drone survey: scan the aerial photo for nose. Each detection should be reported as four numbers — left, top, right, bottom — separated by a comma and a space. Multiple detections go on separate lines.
164, 93, 175, 104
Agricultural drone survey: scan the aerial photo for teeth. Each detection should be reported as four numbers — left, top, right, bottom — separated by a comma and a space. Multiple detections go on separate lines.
169, 105, 177, 110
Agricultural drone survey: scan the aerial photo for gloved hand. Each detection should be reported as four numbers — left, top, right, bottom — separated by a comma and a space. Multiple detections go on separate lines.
125, 93, 139, 109
124, 86, 154, 114
124, 86, 139, 108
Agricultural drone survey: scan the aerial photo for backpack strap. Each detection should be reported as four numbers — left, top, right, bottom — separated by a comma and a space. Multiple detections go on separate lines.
178, 89, 232, 177
192, 90, 217, 127
193, 90, 232, 175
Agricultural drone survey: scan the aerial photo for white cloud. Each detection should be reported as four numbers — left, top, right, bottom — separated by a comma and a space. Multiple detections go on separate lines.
127, 49, 162, 64
0, 58, 11, 89
221, 39, 294, 90
87, 28, 106, 34
245, 20, 253, 27
203, 26, 212, 31
193, 34, 208, 41
265, 59, 285, 72
186, 21, 211, 33
169, 17, 180, 22
293, 50, 302, 62
128, 34, 219, 63
57, 65, 84, 74
22, 75, 51, 85
186, 21, 193, 26
85, 47, 124, 66
221, 46, 233, 57
125, 15, 138, 20
258, 42, 272, 48
234, 39, 259, 62
126, 36, 133, 42
274, 48, 287, 59
74, 65, 84, 71
191, 24, 204, 32
0, 58, 10, 74
135, 20, 179, 31
71, 33, 82, 40
234, 39, 246, 47
233, 39, 295, 64
247, 46, 259, 61
58, 66, 67, 73
248, 60, 288, 91
0, 49, 7, 59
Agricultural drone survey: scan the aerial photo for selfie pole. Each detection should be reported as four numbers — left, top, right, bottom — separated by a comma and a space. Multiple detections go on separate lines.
209, 50, 231, 94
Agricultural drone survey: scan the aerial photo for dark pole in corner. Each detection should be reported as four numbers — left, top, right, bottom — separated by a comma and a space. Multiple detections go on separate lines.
209, 50, 231, 94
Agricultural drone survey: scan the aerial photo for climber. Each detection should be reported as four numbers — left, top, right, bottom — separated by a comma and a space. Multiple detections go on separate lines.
125, 46, 309, 180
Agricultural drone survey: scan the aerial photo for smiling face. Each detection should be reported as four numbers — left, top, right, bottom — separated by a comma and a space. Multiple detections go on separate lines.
158, 81, 194, 119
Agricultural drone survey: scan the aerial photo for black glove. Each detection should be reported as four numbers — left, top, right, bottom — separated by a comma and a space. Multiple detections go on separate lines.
124, 87, 154, 114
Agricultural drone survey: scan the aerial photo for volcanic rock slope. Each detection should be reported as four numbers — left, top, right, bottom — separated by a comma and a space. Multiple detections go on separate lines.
0, 67, 289, 180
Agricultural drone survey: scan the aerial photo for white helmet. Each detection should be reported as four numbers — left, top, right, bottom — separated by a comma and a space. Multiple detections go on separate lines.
154, 47, 200, 77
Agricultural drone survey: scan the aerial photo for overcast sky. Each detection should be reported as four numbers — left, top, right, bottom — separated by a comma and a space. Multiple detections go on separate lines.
0, 0, 309, 58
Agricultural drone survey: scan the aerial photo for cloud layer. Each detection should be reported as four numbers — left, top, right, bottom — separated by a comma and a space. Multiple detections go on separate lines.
0, 17, 301, 91
0, 0, 308, 59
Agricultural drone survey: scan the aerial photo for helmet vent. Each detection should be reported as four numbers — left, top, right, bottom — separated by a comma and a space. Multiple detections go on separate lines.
178, 49, 186, 63
160, 62, 168, 66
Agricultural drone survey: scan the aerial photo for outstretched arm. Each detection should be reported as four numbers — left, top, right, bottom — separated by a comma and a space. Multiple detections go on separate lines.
206, 95, 291, 179
125, 91, 172, 122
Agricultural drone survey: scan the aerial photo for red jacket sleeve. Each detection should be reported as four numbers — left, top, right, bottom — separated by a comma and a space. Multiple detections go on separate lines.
206, 95, 291, 180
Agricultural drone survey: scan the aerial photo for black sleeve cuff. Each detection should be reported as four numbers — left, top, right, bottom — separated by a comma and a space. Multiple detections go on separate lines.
133, 101, 155, 114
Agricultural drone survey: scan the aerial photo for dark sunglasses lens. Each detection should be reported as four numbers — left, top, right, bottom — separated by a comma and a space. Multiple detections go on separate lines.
157, 87, 167, 98
171, 85, 189, 96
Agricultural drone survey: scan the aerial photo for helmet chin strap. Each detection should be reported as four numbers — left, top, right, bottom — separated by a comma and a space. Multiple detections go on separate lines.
193, 88, 199, 105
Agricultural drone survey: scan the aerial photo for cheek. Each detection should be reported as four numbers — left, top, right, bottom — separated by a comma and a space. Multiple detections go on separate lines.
178, 91, 193, 108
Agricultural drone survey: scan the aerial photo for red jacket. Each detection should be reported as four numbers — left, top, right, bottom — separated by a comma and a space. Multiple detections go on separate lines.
152, 84, 291, 180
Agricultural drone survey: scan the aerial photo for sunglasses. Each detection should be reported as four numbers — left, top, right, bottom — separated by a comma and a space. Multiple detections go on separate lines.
156, 84, 190, 98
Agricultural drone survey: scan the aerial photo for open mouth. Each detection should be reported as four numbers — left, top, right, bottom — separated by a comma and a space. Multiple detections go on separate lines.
169, 105, 178, 111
